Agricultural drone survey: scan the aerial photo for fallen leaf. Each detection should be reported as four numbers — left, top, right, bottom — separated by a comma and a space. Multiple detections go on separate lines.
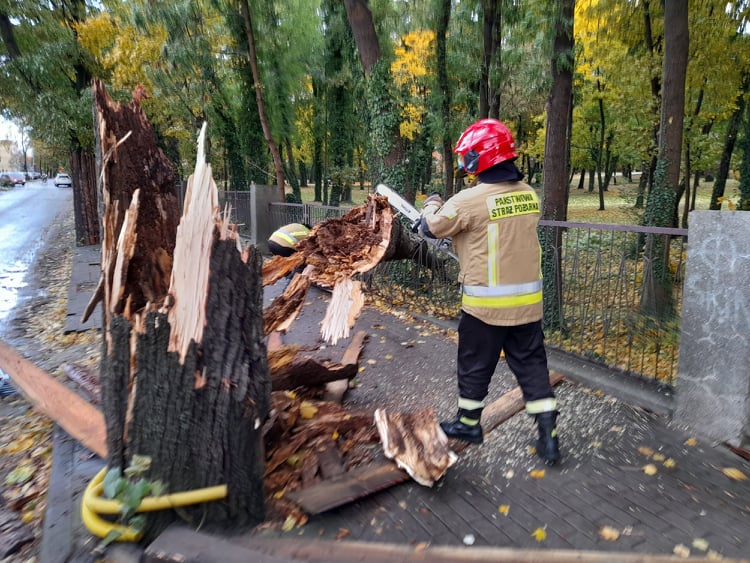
398, 500, 407, 510
638, 446, 654, 456
531, 527, 547, 542
673, 544, 690, 558
358, 366, 366, 372
721, 467, 747, 481
414, 542, 429, 552
663, 458, 676, 469
332, 430, 340, 440
5, 464, 34, 486
652, 453, 666, 462
334, 528, 351, 540
384, 354, 393, 360
498, 504, 510, 516
643, 464, 658, 476
599, 526, 620, 541
529, 469, 545, 479
281, 515, 296, 532
684, 437, 697, 447
366, 359, 377, 365
503, 469, 514, 479
299, 401, 318, 419
692, 538, 709, 551
463, 534, 475, 545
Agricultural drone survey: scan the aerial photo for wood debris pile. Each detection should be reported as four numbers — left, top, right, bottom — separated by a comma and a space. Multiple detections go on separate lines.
262, 391, 381, 525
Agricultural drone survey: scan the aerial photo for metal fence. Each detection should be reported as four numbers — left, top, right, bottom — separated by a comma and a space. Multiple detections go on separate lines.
357, 218, 686, 389
268, 201, 354, 227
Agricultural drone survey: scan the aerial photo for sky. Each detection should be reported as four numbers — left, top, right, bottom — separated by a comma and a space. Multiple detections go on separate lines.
0, 117, 21, 147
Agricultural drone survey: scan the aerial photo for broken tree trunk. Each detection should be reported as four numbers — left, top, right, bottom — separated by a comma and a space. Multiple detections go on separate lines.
92, 79, 270, 539
262, 197, 441, 344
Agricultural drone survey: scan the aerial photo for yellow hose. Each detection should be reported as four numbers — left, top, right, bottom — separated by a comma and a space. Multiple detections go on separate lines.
81, 467, 228, 541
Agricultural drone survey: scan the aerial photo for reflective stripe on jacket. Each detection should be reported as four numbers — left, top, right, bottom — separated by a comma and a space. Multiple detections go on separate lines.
269, 223, 311, 249
422, 181, 543, 326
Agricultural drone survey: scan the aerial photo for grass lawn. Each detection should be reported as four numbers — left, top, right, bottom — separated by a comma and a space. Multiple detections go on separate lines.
290, 176, 739, 226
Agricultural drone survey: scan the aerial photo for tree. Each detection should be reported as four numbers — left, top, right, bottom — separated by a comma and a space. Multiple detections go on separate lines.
344, 0, 409, 199
641, 0, 688, 316
240, 0, 285, 201
541, 0, 574, 330
0, 1, 100, 245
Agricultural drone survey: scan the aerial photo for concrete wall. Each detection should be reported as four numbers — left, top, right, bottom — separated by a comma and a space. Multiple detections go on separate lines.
675, 211, 750, 447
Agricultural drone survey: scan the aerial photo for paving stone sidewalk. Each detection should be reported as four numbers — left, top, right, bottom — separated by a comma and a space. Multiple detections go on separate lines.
38, 246, 750, 562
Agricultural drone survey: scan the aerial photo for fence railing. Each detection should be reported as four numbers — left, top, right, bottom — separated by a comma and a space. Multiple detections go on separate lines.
250, 197, 687, 388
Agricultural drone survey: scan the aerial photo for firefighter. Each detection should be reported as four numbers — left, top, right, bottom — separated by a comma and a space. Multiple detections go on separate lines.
419, 118, 561, 464
268, 222, 311, 257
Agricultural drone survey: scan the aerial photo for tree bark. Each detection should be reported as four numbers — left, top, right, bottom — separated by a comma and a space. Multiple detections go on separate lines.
541, 0, 574, 330
641, 0, 688, 317
94, 80, 269, 539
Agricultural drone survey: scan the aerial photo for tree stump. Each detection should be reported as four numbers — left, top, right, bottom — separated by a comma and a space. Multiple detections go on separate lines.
92, 79, 269, 539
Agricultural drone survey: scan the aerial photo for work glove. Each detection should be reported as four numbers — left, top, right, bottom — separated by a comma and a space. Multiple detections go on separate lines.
423, 192, 444, 209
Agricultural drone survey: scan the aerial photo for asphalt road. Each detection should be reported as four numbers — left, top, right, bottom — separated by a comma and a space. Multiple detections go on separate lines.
0, 179, 72, 333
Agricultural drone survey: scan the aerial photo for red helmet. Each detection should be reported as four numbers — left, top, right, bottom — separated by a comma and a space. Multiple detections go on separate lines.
454, 119, 517, 175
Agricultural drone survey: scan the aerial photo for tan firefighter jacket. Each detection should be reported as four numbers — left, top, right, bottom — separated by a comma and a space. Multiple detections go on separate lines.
422, 181, 543, 326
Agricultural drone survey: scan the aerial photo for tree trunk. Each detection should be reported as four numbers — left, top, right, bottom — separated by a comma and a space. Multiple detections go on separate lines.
70, 147, 99, 246
541, 0, 573, 331
436, 0, 454, 197
344, 0, 407, 195
240, 0, 285, 202
479, 0, 500, 119
93, 80, 269, 539
711, 73, 749, 209
641, 0, 688, 317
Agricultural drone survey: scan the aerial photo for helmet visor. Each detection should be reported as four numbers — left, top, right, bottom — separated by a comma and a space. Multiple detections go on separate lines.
456, 153, 465, 172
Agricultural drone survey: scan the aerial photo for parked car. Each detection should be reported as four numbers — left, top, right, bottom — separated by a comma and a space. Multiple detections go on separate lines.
5, 172, 26, 186
54, 173, 72, 188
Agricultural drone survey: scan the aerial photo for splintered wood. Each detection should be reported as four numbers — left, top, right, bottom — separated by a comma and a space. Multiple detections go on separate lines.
374, 407, 457, 487
262, 195, 394, 343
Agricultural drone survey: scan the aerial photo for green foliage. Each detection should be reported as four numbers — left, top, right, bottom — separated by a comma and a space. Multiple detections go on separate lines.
98, 454, 164, 548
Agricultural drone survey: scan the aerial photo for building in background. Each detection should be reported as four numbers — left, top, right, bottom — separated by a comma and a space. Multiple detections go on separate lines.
0, 139, 19, 171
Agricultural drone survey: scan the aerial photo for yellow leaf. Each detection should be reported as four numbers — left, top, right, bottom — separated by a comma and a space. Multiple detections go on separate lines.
663, 458, 676, 469
529, 469, 545, 479
684, 437, 697, 446
273, 490, 285, 499
673, 544, 690, 558
299, 401, 318, 419
599, 526, 620, 541
332, 430, 340, 440
385, 354, 393, 360
643, 464, 658, 476
281, 515, 297, 532
721, 467, 747, 481
21, 511, 34, 524
531, 527, 547, 542
692, 538, 709, 551
498, 504, 510, 516
358, 366, 366, 372
652, 453, 665, 462
367, 359, 377, 365
638, 446, 654, 456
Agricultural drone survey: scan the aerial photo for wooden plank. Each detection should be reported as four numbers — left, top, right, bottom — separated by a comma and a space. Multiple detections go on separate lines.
288, 372, 564, 514
0, 340, 107, 458
323, 330, 367, 403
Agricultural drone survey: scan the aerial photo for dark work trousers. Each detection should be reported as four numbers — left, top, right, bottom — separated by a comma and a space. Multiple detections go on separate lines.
456, 312, 555, 404
268, 240, 295, 257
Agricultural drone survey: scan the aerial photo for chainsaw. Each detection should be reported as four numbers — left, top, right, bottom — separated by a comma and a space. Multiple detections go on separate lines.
375, 184, 457, 260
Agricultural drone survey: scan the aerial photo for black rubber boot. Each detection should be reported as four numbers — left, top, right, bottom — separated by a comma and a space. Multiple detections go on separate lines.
535, 411, 561, 465
440, 415, 483, 444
